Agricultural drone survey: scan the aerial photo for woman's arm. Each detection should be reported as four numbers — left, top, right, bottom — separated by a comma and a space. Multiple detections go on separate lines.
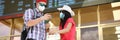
58, 23, 72, 34
49, 23, 72, 34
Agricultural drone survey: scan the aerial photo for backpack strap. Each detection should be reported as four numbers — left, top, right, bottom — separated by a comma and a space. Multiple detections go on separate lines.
30, 9, 37, 33
33, 9, 37, 19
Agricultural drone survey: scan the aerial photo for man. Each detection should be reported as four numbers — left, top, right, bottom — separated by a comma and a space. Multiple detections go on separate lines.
23, 0, 51, 40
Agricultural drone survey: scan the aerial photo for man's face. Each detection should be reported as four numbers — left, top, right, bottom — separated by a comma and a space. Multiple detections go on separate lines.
37, 2, 46, 12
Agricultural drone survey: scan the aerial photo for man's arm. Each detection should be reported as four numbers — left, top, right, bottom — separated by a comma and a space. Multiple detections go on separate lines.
27, 14, 51, 27
23, 9, 51, 28
27, 17, 44, 27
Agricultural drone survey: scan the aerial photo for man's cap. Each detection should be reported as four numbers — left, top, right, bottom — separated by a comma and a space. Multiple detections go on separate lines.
36, 0, 47, 5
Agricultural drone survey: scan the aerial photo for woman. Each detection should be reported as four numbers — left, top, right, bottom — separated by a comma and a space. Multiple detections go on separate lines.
49, 5, 76, 40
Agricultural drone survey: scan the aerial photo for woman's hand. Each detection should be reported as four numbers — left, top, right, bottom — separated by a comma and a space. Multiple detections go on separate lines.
49, 28, 59, 35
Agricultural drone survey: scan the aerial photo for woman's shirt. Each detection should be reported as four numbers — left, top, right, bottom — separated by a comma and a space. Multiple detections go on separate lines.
59, 18, 76, 40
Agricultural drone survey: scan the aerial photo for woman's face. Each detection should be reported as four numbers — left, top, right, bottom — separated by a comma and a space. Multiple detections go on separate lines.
59, 10, 72, 20
59, 12, 65, 19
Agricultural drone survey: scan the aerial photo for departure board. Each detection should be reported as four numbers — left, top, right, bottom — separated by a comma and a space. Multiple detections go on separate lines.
45, 0, 120, 12
0, 0, 120, 16
4, 0, 33, 15
48, 0, 75, 8
47, 0, 120, 8
0, 0, 34, 16
0, 0, 5, 16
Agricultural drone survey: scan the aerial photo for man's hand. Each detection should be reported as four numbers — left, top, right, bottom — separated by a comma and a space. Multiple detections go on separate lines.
41, 13, 52, 20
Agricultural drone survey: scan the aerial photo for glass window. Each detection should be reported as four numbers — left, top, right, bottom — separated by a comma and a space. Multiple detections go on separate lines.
0, 22, 10, 36
14, 29, 21, 35
13, 37, 20, 40
103, 27, 117, 40
81, 27, 99, 40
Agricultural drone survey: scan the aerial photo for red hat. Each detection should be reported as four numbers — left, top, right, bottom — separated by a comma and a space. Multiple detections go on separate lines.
36, 0, 47, 3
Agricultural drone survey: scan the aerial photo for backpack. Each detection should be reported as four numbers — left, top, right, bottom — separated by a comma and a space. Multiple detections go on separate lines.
21, 9, 37, 40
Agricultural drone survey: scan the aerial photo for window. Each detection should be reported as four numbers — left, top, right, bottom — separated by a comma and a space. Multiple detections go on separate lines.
81, 27, 99, 40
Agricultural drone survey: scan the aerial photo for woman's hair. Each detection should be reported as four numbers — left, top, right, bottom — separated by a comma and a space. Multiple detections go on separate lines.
60, 10, 72, 29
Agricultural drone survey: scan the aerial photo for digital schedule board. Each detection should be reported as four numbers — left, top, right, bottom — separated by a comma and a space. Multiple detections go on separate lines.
45, 0, 120, 12
0, 0, 120, 19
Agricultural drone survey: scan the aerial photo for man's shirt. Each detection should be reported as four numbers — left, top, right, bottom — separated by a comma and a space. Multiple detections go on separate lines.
23, 8, 46, 40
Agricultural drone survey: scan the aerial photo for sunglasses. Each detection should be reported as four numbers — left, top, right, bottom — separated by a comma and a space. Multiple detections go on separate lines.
60, 10, 68, 12
59, 10, 70, 14
39, 3, 47, 7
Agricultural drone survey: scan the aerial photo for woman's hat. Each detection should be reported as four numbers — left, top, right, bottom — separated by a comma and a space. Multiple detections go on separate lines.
57, 5, 75, 16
